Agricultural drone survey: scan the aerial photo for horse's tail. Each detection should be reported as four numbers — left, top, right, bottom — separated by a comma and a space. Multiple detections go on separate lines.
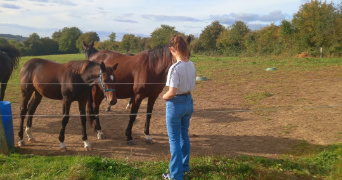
0, 45, 21, 70
86, 86, 96, 127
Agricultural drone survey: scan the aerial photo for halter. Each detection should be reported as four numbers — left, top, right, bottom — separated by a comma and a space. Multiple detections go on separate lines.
99, 70, 115, 99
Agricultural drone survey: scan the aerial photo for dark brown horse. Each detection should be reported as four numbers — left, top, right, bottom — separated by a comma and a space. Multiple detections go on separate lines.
83, 41, 133, 112
85, 36, 191, 145
19, 58, 118, 152
0, 45, 20, 101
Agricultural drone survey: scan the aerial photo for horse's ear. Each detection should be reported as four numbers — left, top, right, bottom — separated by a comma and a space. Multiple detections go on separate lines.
90, 41, 94, 47
83, 41, 87, 49
100, 61, 106, 72
112, 63, 118, 71
186, 35, 191, 45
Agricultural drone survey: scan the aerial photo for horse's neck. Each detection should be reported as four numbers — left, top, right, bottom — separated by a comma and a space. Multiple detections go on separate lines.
90, 49, 98, 58
81, 66, 100, 85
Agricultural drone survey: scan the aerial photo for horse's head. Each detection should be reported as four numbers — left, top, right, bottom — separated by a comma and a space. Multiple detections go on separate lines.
83, 41, 98, 60
99, 61, 119, 106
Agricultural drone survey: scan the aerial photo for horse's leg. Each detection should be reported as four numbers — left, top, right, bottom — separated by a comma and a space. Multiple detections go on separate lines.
79, 98, 92, 151
0, 75, 10, 101
18, 88, 34, 147
144, 96, 158, 144
25, 91, 42, 142
125, 94, 143, 145
126, 97, 133, 110
59, 97, 72, 152
91, 85, 105, 139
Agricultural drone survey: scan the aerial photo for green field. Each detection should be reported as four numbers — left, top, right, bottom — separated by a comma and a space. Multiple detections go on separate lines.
1, 53, 342, 179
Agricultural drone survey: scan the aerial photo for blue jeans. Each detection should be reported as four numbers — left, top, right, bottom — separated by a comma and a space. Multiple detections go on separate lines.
166, 94, 193, 180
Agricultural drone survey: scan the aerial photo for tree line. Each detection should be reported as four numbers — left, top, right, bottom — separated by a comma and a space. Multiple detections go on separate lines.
0, 0, 341, 57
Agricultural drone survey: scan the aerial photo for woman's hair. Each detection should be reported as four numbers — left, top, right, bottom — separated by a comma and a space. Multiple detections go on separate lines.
169, 35, 189, 58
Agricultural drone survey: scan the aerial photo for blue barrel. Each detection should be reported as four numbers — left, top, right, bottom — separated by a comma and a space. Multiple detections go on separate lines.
0, 101, 14, 148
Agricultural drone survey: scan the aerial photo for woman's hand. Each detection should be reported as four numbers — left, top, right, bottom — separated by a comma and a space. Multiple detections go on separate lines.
163, 87, 177, 100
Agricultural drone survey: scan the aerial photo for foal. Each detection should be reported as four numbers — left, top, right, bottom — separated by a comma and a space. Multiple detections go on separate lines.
19, 58, 118, 151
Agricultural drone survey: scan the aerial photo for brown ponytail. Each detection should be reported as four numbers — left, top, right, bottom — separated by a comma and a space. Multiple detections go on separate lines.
169, 35, 189, 58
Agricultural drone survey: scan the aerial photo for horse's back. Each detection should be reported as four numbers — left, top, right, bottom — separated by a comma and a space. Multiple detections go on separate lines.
20, 58, 65, 98
21, 58, 63, 79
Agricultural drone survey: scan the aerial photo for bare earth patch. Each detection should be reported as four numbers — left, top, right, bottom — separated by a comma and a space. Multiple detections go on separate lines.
10, 65, 342, 161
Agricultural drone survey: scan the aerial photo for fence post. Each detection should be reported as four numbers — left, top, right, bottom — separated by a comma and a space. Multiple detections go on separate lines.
0, 110, 9, 155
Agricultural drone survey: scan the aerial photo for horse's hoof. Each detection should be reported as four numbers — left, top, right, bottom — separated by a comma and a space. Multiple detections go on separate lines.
85, 146, 92, 151
60, 147, 67, 152
97, 134, 105, 139
126, 104, 131, 110
28, 138, 36, 142
18, 141, 25, 147
146, 139, 154, 144
106, 108, 111, 112
127, 140, 135, 145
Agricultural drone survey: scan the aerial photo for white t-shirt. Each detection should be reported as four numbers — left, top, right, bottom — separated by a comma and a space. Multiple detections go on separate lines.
166, 60, 196, 94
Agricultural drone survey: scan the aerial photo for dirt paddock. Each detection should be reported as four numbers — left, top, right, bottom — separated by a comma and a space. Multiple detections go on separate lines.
10, 68, 342, 161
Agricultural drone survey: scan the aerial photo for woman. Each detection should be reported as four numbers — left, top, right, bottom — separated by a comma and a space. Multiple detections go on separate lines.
162, 35, 196, 180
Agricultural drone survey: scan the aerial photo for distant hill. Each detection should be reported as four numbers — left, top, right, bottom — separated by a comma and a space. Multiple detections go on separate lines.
0, 34, 27, 42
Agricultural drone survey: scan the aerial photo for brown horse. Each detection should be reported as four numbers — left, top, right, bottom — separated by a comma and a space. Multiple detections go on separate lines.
19, 58, 118, 151
83, 41, 133, 112
85, 36, 191, 145
0, 45, 20, 101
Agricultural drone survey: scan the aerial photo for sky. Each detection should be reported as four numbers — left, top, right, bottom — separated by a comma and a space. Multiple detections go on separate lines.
0, 0, 338, 41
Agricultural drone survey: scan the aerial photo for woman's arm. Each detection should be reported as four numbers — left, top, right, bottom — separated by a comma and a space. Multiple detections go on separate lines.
163, 87, 178, 100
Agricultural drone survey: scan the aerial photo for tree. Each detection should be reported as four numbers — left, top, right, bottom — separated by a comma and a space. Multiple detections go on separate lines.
292, 0, 336, 54
55, 27, 82, 53
52, 30, 62, 41
23, 33, 44, 55
76, 32, 100, 52
8, 39, 27, 56
41, 37, 59, 55
216, 21, 250, 55
120, 34, 139, 52
279, 20, 296, 55
230, 21, 250, 50
0, 37, 9, 46
199, 21, 225, 51
109, 32, 116, 42
150, 24, 181, 48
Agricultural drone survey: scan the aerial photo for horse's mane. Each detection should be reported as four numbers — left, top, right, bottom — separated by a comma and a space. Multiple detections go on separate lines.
147, 46, 170, 69
65, 60, 99, 74
0, 45, 21, 70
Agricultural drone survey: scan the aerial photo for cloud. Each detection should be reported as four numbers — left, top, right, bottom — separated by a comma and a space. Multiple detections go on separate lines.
210, 11, 287, 25
141, 14, 201, 22
95, 31, 149, 41
29, 0, 49, 2
114, 19, 138, 23
51, 0, 76, 6
209, 14, 235, 24
3, 0, 17, 1
0, 3, 20, 9
260, 10, 285, 22
229, 12, 260, 21
69, 13, 81, 18
28, 0, 76, 6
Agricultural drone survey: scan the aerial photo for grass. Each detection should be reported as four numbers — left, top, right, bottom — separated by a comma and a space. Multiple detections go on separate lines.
0, 145, 341, 179
2, 53, 342, 179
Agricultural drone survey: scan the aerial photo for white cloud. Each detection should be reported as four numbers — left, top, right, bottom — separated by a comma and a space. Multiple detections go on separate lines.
0, 0, 306, 41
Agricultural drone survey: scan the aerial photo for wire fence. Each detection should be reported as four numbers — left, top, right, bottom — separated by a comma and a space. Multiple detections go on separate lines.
2, 103, 341, 117
1, 77, 342, 117
2, 77, 342, 85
